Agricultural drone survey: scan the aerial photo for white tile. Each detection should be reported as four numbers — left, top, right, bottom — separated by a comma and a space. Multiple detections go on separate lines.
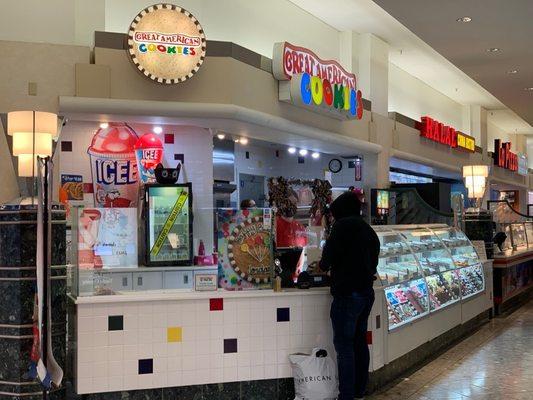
139, 314, 153, 329
167, 371, 182, 387
277, 349, 290, 364
264, 350, 277, 365
195, 340, 211, 355
277, 363, 291, 378
153, 342, 168, 358
137, 374, 153, 389
78, 362, 92, 378
78, 348, 94, 364
138, 329, 153, 344
196, 310, 210, 326
122, 345, 139, 360
123, 329, 139, 346
210, 311, 223, 326
303, 306, 320, 321
182, 343, 196, 356
223, 368, 238, 382
250, 309, 263, 324
138, 343, 153, 358
165, 303, 181, 315
250, 365, 264, 380
93, 331, 108, 347
264, 336, 276, 350
196, 326, 210, 341
108, 376, 123, 392
167, 312, 182, 326
108, 361, 124, 377
262, 322, 276, 337
167, 356, 182, 372
224, 310, 237, 325
107, 304, 124, 316
152, 373, 168, 388
124, 359, 138, 376
290, 334, 304, 350
138, 303, 153, 315
210, 339, 222, 355
210, 324, 224, 339
92, 376, 109, 392
238, 366, 251, 381
182, 301, 196, 314
123, 303, 138, 315
223, 353, 238, 368
154, 357, 168, 373
107, 345, 124, 361
210, 354, 223, 369
237, 323, 251, 338
123, 314, 138, 331
251, 336, 263, 351
77, 377, 92, 394
196, 354, 211, 370
123, 374, 139, 390
291, 306, 303, 321
290, 320, 303, 335
250, 323, 263, 338
92, 347, 108, 363
182, 326, 197, 342
237, 352, 251, 367
210, 368, 224, 383
223, 324, 238, 338
276, 323, 290, 337
237, 310, 251, 324
92, 361, 109, 378
182, 355, 197, 371
92, 304, 108, 316
277, 335, 290, 350
250, 351, 264, 366
152, 327, 166, 343
152, 313, 167, 328
238, 337, 251, 353
77, 306, 93, 318
167, 342, 182, 357
78, 317, 94, 332
108, 331, 124, 346
264, 364, 278, 379
78, 332, 93, 349
93, 316, 108, 332
182, 370, 200, 386
183, 310, 197, 326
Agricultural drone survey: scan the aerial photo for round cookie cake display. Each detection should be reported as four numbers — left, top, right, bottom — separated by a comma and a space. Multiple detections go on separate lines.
227, 216, 272, 284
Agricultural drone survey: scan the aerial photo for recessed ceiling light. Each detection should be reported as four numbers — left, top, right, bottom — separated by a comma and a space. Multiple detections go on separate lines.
508, 69, 519, 74
288, 147, 297, 154
153, 126, 163, 134
99, 122, 109, 129
456, 16, 472, 23
524, 87, 533, 91
216, 133, 225, 140
486, 47, 501, 53
311, 152, 320, 159
239, 137, 249, 145
299, 149, 308, 156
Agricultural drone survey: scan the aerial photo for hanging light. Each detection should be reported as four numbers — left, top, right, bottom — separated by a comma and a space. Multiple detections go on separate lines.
462, 165, 489, 200
7, 111, 58, 177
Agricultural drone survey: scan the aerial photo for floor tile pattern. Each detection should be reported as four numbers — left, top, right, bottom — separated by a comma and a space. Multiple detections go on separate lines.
369, 300, 533, 400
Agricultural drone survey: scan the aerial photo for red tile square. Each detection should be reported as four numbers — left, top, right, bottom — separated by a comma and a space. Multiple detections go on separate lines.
83, 183, 94, 193
164, 133, 174, 144
210, 298, 223, 311
366, 331, 372, 345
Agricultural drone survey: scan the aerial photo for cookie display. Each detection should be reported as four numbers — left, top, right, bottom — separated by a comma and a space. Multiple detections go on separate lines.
227, 217, 272, 284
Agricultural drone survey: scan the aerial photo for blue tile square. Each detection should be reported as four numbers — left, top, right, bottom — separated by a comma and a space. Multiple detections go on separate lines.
138, 359, 153, 374
224, 338, 238, 353
277, 307, 290, 322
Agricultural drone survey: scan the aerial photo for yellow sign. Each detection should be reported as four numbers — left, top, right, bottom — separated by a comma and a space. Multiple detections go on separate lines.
150, 191, 189, 256
127, 3, 206, 84
457, 132, 476, 152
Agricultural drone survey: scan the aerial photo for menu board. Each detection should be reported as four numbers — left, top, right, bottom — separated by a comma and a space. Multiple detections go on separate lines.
217, 209, 273, 290
78, 207, 138, 269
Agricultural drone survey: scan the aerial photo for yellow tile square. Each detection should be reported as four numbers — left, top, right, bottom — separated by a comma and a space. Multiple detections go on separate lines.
167, 327, 182, 343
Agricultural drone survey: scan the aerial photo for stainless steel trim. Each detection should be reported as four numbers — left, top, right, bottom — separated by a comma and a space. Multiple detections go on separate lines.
0, 324, 32, 328
0, 275, 66, 281
0, 334, 33, 339
0, 391, 43, 397
0, 380, 36, 386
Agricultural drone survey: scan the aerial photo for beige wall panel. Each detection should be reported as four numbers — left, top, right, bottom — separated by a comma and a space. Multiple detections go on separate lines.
75, 64, 111, 98
0, 123, 20, 203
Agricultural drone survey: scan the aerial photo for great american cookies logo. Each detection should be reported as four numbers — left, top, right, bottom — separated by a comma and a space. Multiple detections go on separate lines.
127, 3, 206, 84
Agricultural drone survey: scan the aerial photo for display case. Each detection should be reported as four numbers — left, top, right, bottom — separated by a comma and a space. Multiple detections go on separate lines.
145, 183, 193, 265
375, 224, 486, 330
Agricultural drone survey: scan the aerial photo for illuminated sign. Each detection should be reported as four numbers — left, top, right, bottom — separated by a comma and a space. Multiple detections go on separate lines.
127, 3, 206, 84
273, 42, 363, 120
518, 153, 528, 176
419, 116, 476, 152
494, 140, 518, 172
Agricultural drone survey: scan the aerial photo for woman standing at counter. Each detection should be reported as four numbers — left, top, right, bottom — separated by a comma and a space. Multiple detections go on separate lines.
319, 191, 380, 400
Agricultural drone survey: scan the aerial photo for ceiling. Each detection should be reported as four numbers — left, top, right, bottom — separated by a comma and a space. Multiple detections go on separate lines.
288, 0, 533, 134
372, 0, 533, 128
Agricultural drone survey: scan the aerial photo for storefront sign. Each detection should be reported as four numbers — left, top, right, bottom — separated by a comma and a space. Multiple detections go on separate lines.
493, 139, 518, 172
420, 116, 476, 152
273, 42, 363, 120
127, 3, 206, 84
518, 153, 528, 176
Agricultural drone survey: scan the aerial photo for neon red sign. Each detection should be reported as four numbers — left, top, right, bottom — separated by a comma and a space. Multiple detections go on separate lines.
419, 116, 476, 152
494, 139, 518, 172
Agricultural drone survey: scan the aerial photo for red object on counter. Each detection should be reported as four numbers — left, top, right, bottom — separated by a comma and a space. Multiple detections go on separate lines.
276, 217, 308, 248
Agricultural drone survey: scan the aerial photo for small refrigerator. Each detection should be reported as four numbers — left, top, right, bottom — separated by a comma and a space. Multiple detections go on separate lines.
145, 183, 193, 266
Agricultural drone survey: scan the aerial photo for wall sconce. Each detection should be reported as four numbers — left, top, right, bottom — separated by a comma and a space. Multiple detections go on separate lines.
7, 111, 58, 177
462, 165, 489, 207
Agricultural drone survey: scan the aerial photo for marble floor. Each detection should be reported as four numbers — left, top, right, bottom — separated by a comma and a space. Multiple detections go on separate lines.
368, 299, 533, 400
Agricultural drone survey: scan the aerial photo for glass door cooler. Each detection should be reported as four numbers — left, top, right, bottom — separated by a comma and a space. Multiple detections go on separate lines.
145, 183, 193, 266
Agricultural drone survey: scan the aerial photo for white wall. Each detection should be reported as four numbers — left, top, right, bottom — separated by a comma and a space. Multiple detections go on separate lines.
389, 63, 465, 130
59, 121, 214, 253
487, 121, 511, 153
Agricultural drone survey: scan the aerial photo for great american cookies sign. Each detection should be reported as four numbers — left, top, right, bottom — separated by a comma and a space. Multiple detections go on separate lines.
127, 3, 206, 84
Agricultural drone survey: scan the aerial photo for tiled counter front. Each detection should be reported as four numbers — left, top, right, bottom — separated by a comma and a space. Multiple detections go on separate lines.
74, 289, 335, 396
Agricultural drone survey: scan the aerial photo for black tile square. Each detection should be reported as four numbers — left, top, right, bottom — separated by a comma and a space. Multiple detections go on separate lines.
277, 307, 290, 322
298, 156, 305, 164
61, 141, 72, 152
174, 153, 185, 163
223, 338, 237, 353
108, 315, 123, 331
138, 358, 153, 374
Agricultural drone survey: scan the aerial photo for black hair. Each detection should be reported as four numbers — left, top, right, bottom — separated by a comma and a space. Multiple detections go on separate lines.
329, 191, 361, 220
240, 199, 256, 209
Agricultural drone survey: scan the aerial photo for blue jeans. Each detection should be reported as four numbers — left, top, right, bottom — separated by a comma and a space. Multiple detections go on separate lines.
330, 289, 374, 399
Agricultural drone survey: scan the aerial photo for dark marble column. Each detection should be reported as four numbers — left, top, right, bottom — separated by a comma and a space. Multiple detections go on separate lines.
0, 203, 66, 399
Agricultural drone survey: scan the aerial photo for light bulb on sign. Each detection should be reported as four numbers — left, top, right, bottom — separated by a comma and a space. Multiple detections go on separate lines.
153, 126, 163, 135
299, 149, 308, 156
99, 122, 109, 129
288, 147, 297, 154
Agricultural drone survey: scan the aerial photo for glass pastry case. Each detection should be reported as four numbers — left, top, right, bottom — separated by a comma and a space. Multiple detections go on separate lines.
374, 224, 486, 330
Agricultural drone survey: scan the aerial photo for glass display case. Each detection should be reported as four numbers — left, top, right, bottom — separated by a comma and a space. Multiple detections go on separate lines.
145, 183, 193, 265
375, 224, 486, 330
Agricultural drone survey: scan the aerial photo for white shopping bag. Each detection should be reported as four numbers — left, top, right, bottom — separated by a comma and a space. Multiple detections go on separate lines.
290, 348, 339, 400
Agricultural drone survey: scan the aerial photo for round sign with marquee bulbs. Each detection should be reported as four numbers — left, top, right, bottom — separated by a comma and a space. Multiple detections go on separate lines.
127, 3, 206, 84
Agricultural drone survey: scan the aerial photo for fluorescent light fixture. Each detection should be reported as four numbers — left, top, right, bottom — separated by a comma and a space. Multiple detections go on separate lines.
456, 16, 472, 23
486, 47, 501, 53
239, 137, 249, 145
299, 149, 308, 156
508, 69, 518, 74
153, 126, 163, 134
311, 152, 320, 159
288, 147, 297, 154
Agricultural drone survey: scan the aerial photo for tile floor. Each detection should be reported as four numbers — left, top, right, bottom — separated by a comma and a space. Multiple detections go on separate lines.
368, 299, 533, 400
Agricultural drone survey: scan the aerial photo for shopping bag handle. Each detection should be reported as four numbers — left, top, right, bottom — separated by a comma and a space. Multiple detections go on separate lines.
312, 348, 328, 358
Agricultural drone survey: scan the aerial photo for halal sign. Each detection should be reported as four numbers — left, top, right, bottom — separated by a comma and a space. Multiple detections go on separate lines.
127, 3, 206, 84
